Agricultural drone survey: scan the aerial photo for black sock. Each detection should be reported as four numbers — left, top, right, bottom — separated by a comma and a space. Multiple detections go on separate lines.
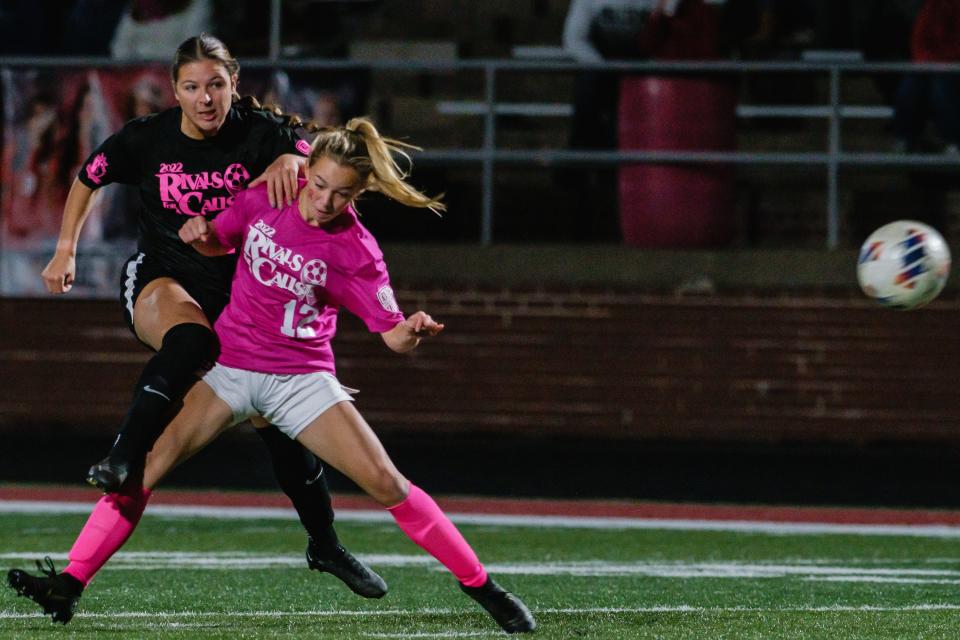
256, 424, 340, 554
110, 323, 219, 463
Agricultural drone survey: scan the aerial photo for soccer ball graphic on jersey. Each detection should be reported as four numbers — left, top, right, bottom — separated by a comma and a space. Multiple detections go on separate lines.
301, 259, 327, 287
857, 220, 951, 310
223, 163, 250, 194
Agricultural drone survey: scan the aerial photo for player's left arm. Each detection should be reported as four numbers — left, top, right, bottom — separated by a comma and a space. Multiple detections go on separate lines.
336, 250, 442, 353
381, 311, 444, 353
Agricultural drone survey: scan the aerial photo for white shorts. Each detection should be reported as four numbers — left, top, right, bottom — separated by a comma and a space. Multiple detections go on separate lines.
203, 363, 355, 439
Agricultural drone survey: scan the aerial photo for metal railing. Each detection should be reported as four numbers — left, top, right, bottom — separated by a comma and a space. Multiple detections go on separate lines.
3, 56, 960, 248
389, 58, 960, 249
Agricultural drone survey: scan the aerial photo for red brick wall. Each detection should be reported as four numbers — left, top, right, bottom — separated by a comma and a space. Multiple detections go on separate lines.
3, 291, 958, 443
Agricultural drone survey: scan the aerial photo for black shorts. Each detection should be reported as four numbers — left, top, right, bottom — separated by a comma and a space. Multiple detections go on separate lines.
119, 251, 231, 342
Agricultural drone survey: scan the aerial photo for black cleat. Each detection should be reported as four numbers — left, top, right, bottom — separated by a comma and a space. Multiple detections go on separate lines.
306, 540, 387, 599
7, 557, 83, 625
86, 456, 130, 493
460, 577, 536, 634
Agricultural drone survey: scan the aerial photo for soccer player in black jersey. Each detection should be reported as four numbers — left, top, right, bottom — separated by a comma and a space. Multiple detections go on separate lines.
8, 35, 385, 621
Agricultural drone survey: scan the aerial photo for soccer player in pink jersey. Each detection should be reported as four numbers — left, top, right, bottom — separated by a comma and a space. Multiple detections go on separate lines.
9, 118, 536, 634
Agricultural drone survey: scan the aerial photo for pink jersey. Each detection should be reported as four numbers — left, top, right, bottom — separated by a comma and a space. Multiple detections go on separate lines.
211, 183, 404, 374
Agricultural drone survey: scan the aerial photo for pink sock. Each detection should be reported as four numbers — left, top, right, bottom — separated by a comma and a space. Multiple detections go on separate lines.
63, 485, 152, 586
387, 483, 487, 587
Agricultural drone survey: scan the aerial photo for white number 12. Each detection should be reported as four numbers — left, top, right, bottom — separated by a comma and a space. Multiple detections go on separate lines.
281, 299, 319, 338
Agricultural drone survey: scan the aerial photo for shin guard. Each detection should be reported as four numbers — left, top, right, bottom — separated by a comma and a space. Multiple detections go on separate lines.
388, 483, 487, 587
64, 484, 152, 586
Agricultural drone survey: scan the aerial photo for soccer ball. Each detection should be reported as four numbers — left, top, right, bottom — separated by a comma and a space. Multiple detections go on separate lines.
857, 220, 951, 310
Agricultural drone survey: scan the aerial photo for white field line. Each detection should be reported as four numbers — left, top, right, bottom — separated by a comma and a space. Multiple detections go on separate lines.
5, 604, 960, 621
5, 500, 960, 537
481, 562, 960, 579
807, 576, 960, 585
0, 609, 445, 620
2, 552, 959, 585
362, 634, 495, 639
8, 550, 959, 566
0, 551, 435, 570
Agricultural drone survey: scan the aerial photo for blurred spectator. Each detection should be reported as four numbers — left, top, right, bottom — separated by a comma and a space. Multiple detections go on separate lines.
562, 0, 662, 240
563, 0, 736, 151
56, 71, 114, 242
563, 0, 660, 154
892, 0, 960, 153
4, 84, 61, 238
564, 0, 659, 62
561, 0, 733, 241
111, 0, 213, 59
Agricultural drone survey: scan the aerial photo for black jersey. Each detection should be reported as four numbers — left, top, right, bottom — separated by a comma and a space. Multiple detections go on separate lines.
78, 105, 309, 292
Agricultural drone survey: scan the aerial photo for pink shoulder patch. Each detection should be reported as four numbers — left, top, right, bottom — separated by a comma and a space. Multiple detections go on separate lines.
295, 139, 311, 156
85, 153, 108, 185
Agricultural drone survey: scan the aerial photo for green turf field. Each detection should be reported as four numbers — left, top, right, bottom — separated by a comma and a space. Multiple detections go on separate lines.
3, 511, 960, 638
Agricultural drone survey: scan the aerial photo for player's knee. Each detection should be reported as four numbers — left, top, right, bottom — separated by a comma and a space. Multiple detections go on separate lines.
161, 323, 220, 373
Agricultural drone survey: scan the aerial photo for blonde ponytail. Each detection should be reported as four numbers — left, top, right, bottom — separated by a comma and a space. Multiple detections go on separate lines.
309, 117, 445, 215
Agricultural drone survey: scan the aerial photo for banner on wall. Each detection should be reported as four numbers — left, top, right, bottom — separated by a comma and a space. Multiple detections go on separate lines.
0, 66, 365, 298
0, 66, 172, 297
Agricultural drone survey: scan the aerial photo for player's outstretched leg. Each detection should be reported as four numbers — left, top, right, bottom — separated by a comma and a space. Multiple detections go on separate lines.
387, 483, 536, 633
256, 424, 387, 598
7, 558, 84, 625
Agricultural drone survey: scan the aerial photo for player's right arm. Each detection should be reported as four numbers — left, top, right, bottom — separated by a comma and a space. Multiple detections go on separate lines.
42, 116, 146, 293
179, 217, 231, 256
180, 187, 251, 255
40, 179, 101, 294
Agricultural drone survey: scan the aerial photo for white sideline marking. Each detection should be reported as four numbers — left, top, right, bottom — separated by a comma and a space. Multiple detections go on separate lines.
0, 608, 446, 620
542, 604, 960, 613
808, 576, 960, 585
4, 604, 960, 621
482, 561, 960, 579
0, 551, 435, 570
4, 553, 960, 585
4, 500, 960, 537
362, 634, 494, 639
